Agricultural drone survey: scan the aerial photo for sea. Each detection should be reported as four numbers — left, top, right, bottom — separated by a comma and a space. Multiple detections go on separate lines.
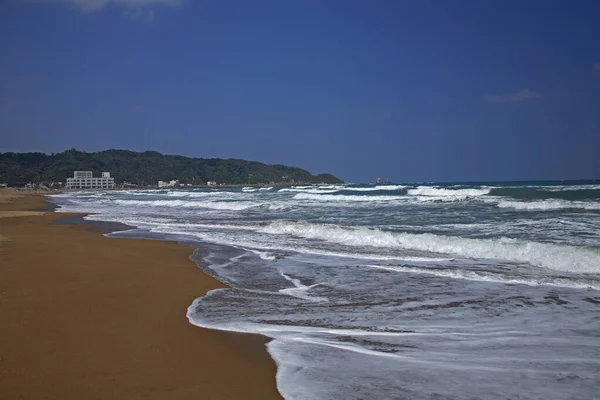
51, 181, 600, 400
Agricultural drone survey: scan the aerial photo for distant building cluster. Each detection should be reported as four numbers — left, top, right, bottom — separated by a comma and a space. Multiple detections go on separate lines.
158, 180, 179, 188
66, 171, 115, 189
59, 171, 255, 190
158, 180, 193, 188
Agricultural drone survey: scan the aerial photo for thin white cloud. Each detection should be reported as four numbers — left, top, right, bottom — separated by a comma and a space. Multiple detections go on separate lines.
31, 0, 180, 13
483, 89, 540, 104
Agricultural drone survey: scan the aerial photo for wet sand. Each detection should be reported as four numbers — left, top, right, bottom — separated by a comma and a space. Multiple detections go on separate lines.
0, 193, 282, 399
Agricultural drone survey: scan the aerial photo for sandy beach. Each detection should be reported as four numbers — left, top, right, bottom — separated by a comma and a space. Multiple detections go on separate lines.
0, 192, 282, 399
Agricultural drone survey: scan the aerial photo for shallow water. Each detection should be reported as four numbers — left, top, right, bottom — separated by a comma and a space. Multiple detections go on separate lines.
52, 181, 600, 399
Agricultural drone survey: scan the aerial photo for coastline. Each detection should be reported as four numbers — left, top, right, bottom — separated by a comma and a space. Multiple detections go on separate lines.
0, 192, 282, 399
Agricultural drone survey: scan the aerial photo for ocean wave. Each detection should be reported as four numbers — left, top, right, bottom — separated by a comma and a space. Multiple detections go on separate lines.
112, 199, 264, 210
151, 224, 455, 263
489, 187, 600, 201
165, 191, 230, 198
293, 193, 405, 202
285, 185, 487, 201
496, 199, 600, 211
407, 186, 491, 199
335, 189, 408, 197
364, 264, 600, 290
529, 184, 600, 192
339, 185, 408, 192
83, 214, 173, 227
260, 221, 600, 273
247, 249, 277, 260
279, 272, 328, 302
279, 188, 340, 194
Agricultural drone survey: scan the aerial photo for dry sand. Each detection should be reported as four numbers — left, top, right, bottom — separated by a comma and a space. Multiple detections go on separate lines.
0, 192, 282, 400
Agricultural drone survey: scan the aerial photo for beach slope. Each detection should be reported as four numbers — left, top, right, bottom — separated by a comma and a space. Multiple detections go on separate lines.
0, 193, 281, 400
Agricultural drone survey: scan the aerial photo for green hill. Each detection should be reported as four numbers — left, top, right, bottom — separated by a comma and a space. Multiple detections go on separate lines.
0, 149, 343, 186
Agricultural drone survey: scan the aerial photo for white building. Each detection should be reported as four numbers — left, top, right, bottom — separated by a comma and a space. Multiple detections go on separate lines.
66, 171, 115, 189
158, 180, 179, 188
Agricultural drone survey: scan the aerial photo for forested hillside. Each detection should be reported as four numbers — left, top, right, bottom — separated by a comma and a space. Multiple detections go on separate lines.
0, 149, 343, 186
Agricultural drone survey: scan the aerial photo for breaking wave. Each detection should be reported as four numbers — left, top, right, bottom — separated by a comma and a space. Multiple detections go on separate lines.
343, 185, 407, 191
407, 186, 491, 199
51, 182, 600, 400
364, 264, 600, 290
293, 193, 405, 202
112, 199, 264, 210
260, 221, 600, 273
496, 199, 600, 211
489, 187, 600, 201
279, 188, 340, 194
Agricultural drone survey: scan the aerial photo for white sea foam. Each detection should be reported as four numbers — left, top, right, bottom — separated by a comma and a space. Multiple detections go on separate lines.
285, 186, 492, 204
278, 185, 349, 193
293, 193, 404, 202
530, 184, 600, 192
307, 185, 346, 190
407, 186, 490, 200
260, 221, 600, 273
279, 272, 328, 302
151, 224, 454, 263
278, 188, 340, 194
166, 191, 232, 198
340, 185, 407, 192
496, 199, 600, 211
83, 214, 172, 227
52, 186, 600, 400
112, 199, 263, 210
364, 265, 600, 290
247, 249, 277, 261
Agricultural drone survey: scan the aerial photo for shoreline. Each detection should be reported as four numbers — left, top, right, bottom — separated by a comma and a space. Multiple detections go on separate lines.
0, 192, 282, 399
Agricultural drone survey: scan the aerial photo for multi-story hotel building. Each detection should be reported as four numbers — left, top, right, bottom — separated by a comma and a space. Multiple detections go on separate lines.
66, 171, 115, 189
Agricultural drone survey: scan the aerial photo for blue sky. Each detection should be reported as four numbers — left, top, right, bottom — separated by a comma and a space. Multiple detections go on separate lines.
1, 0, 599, 183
